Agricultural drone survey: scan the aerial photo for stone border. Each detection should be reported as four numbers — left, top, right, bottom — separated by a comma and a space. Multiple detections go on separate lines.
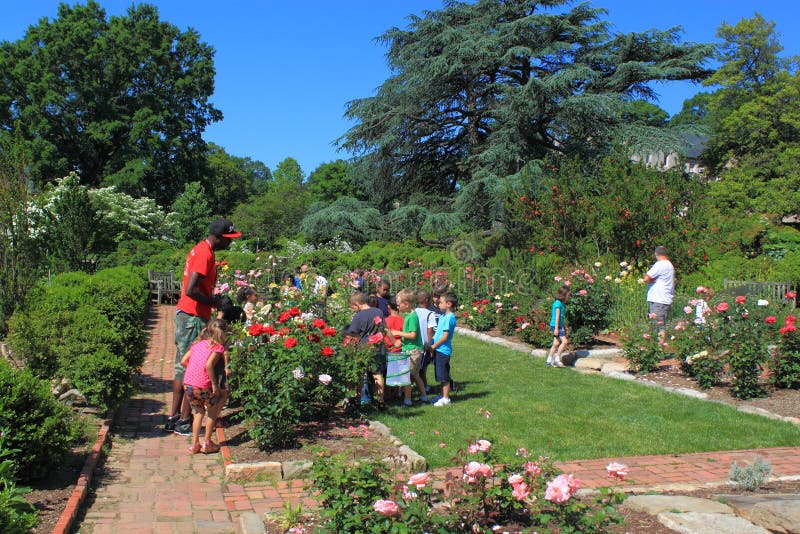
218, 420, 427, 483
52, 413, 113, 534
459, 327, 800, 427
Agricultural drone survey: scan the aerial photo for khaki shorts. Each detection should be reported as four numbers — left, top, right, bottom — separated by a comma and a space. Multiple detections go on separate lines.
175, 311, 207, 380
408, 349, 423, 378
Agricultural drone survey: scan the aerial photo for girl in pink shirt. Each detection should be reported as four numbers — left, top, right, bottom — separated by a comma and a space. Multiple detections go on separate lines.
181, 318, 227, 454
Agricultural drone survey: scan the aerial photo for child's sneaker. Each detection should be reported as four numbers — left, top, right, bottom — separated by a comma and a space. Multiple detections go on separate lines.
419, 395, 429, 403
430, 395, 442, 404
433, 397, 451, 407
545, 359, 553, 367
403, 399, 413, 407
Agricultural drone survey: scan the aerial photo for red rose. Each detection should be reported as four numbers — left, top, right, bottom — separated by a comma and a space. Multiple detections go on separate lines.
278, 311, 291, 323
322, 327, 337, 337
284, 337, 298, 349
313, 319, 326, 329
262, 324, 276, 335
307, 334, 321, 343
423, 270, 432, 279
321, 346, 334, 357
735, 296, 746, 304
787, 315, 797, 324
289, 307, 301, 317
786, 291, 797, 299
765, 316, 777, 324
279, 327, 291, 336
367, 332, 384, 345
248, 323, 263, 336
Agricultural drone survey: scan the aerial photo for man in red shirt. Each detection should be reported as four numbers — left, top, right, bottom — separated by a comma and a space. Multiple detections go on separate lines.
166, 219, 241, 435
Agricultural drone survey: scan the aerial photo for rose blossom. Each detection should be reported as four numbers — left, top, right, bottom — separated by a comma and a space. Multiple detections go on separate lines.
524, 462, 541, 477
401, 485, 417, 500
284, 337, 298, 349
715, 302, 729, 313
544, 474, 581, 503
321, 346, 335, 357
683, 306, 693, 314
512, 482, 532, 501
765, 316, 777, 324
736, 296, 746, 304
606, 462, 629, 480
408, 472, 429, 488
507, 474, 524, 486
464, 461, 493, 483
578, 289, 587, 296
318, 374, 332, 385
757, 299, 769, 306
292, 368, 305, 380
468, 439, 492, 453
373, 499, 400, 517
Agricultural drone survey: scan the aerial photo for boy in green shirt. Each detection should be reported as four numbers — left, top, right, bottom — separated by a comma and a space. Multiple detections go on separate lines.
391, 289, 429, 406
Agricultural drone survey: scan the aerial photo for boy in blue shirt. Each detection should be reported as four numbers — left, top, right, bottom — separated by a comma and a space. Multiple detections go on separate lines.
430, 292, 458, 407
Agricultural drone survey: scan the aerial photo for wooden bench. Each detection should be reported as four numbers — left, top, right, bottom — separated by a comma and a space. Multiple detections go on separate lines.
148, 270, 180, 305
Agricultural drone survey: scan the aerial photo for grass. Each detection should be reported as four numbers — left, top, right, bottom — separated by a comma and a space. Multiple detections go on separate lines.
375, 335, 800, 468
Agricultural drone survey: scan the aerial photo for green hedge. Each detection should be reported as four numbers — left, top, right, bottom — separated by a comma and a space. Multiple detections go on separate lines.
6, 266, 148, 410
0, 360, 80, 481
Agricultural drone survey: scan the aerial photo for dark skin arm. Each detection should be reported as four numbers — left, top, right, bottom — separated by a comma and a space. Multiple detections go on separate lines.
184, 272, 220, 307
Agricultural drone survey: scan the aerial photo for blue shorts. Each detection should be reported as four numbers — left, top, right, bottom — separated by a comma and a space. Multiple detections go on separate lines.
551, 326, 566, 338
434, 350, 451, 384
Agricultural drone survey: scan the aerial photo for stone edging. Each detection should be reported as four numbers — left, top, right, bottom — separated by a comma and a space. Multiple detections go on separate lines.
458, 327, 800, 427
218, 420, 427, 483
52, 413, 113, 534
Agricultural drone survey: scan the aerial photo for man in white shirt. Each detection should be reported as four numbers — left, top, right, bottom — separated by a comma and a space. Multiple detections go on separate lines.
644, 245, 675, 343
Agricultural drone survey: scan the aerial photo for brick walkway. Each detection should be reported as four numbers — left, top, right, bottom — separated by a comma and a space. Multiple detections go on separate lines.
76, 306, 800, 531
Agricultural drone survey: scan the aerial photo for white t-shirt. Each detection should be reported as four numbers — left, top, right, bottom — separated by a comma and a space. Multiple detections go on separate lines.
646, 259, 675, 305
414, 307, 437, 345
312, 275, 328, 295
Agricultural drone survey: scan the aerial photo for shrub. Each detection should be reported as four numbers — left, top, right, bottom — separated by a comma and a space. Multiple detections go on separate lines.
684, 352, 725, 389
729, 456, 773, 491
67, 349, 133, 410
564, 269, 611, 347
459, 298, 496, 331
0, 360, 79, 481
0, 433, 37, 533
231, 303, 372, 449
773, 323, 800, 389
623, 331, 662, 374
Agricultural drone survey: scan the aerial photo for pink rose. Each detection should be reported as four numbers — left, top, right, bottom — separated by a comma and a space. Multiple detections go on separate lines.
512, 482, 531, 501
373, 316, 383, 325
606, 462, 629, 481
463, 461, 493, 482
508, 474, 524, 486
407, 472, 429, 489
716, 302, 729, 313
318, 374, 332, 386
373, 499, 399, 517
578, 289, 587, 296
401, 485, 417, 500
468, 439, 492, 453
683, 306, 693, 314
524, 462, 541, 477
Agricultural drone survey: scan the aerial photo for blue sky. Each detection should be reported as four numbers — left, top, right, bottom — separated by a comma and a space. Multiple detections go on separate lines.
2, 1, 799, 176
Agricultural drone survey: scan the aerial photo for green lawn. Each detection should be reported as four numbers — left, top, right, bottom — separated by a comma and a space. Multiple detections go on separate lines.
376, 335, 800, 468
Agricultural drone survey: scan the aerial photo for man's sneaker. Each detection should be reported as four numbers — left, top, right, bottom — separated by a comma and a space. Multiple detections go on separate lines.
433, 397, 451, 407
164, 414, 180, 432
173, 419, 192, 436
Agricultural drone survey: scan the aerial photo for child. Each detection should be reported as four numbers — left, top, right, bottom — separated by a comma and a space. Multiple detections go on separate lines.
547, 286, 570, 367
392, 289, 429, 406
430, 292, 458, 407
384, 296, 405, 402
415, 290, 437, 390
695, 286, 714, 325
237, 286, 258, 325
345, 291, 396, 408
180, 318, 227, 454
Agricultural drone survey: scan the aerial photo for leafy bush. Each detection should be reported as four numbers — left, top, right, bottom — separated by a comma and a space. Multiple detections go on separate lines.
772, 316, 800, 388
231, 299, 372, 449
564, 269, 611, 347
309, 439, 625, 534
623, 331, 662, 374
67, 349, 133, 410
459, 298, 496, 332
0, 433, 37, 533
0, 360, 79, 481
684, 352, 725, 389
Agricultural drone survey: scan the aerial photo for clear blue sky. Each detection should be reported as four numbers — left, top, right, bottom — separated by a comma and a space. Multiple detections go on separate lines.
2, 1, 799, 176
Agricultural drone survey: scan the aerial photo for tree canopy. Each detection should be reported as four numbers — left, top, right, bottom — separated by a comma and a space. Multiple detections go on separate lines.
0, 1, 221, 207
338, 0, 713, 205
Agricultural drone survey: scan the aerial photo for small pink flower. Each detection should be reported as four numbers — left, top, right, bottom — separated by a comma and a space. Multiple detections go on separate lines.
318, 374, 332, 386
408, 472, 429, 488
401, 485, 417, 500
485, 411, 492, 419
716, 302, 729, 313
606, 462, 629, 481
373, 316, 382, 325
524, 462, 541, 477
683, 306, 693, 314
578, 289, 587, 296
508, 474, 524, 486
373, 499, 400, 517
516, 448, 528, 457
468, 439, 492, 454
439, 442, 447, 448
642, 333, 650, 339
554, 276, 562, 282
735, 296, 746, 304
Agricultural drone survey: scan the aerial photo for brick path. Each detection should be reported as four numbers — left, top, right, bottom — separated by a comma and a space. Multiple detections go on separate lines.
76, 306, 800, 532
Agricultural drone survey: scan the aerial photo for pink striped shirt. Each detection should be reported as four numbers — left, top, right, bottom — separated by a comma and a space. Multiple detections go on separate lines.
184, 340, 224, 389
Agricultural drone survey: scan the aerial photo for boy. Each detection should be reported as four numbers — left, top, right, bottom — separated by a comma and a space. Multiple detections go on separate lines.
392, 289, 429, 406
345, 291, 395, 407
430, 292, 458, 407
415, 290, 437, 389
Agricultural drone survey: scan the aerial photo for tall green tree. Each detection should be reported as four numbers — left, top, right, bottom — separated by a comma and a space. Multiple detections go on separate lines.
171, 182, 212, 245
338, 0, 712, 205
232, 183, 309, 249
272, 157, 305, 186
306, 160, 361, 202
0, 1, 221, 206
204, 144, 251, 216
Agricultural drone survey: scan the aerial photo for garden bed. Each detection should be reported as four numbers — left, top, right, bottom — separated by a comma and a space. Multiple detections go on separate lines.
638, 358, 800, 420
24, 411, 105, 534
221, 405, 403, 466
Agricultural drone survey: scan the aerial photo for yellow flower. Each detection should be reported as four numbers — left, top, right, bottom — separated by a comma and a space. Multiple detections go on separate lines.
472, 306, 478, 311
222, 265, 229, 271
269, 283, 278, 289
504, 293, 513, 298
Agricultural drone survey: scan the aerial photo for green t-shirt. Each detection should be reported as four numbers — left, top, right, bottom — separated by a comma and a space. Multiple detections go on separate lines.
402, 311, 423, 351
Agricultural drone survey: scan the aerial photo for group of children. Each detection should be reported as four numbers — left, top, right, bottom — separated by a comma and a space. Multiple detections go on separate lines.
346, 285, 459, 408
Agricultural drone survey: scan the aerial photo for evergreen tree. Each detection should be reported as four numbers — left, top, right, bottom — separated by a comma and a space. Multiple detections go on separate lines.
171, 182, 212, 245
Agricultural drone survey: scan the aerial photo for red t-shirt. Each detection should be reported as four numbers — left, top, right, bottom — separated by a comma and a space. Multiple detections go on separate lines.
176, 240, 216, 320
385, 314, 404, 353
